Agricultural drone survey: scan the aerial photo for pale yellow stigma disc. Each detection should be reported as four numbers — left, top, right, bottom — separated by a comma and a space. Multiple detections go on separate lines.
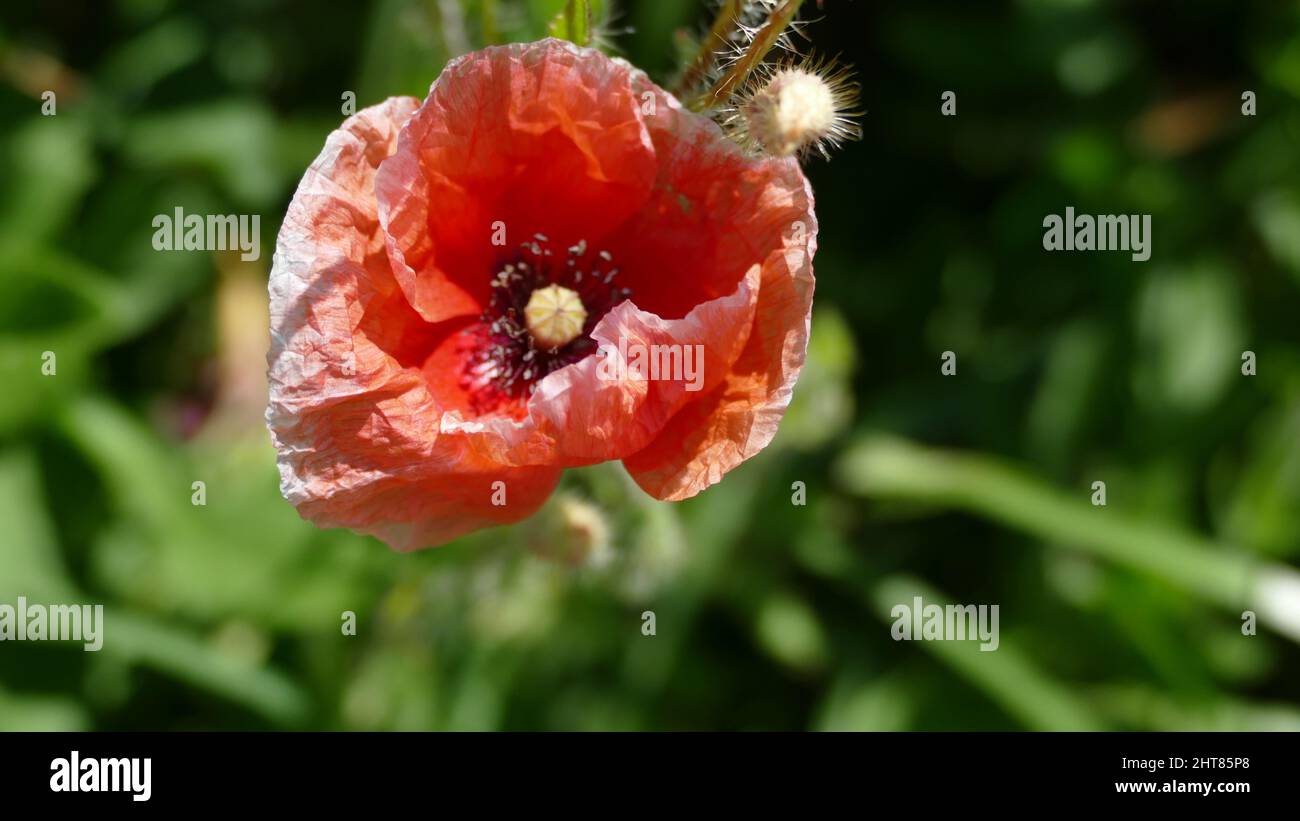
524, 284, 587, 349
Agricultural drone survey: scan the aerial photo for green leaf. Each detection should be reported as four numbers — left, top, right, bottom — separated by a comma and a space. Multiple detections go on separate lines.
0, 117, 96, 249
0, 448, 76, 600
122, 100, 284, 206
754, 593, 829, 674
815, 672, 918, 731
105, 608, 311, 726
0, 446, 308, 724
1252, 190, 1300, 286
836, 435, 1300, 644
0, 687, 88, 731
59, 396, 379, 630
96, 18, 206, 98
871, 575, 1105, 731
1133, 262, 1244, 415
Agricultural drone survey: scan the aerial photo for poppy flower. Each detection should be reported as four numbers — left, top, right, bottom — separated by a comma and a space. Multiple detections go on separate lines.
266, 38, 816, 551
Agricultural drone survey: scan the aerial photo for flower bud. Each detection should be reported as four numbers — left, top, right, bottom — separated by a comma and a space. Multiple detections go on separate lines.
735, 59, 861, 160
527, 494, 611, 567
747, 69, 834, 156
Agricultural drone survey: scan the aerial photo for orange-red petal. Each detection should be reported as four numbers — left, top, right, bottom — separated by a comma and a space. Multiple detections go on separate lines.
267, 98, 560, 550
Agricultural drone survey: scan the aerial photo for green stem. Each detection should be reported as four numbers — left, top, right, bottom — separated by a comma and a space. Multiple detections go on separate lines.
837, 435, 1300, 644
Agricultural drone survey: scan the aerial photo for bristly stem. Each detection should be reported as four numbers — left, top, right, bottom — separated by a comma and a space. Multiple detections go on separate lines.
674, 0, 746, 98
691, 0, 805, 112
562, 0, 593, 47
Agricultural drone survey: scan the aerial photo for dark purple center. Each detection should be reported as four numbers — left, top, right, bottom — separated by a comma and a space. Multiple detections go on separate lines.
459, 234, 632, 414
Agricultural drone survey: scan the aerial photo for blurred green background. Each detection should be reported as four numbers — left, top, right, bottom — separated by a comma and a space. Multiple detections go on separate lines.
2, 0, 1299, 730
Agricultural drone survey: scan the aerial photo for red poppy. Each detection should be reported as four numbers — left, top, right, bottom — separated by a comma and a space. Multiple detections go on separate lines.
267, 39, 816, 550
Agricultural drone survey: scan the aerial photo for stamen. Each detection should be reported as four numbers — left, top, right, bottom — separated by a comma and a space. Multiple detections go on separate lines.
458, 234, 634, 414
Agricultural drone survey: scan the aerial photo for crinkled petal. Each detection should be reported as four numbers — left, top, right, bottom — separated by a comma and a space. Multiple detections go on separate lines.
267, 98, 560, 550
444, 264, 760, 467
388, 41, 813, 472
621, 176, 817, 500
376, 39, 659, 325
269, 40, 818, 549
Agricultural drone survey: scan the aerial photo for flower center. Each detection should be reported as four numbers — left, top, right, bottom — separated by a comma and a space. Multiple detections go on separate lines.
458, 234, 632, 415
524, 284, 587, 349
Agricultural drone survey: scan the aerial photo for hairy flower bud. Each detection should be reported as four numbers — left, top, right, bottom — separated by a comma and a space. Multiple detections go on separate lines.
746, 68, 834, 156
731, 58, 861, 161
